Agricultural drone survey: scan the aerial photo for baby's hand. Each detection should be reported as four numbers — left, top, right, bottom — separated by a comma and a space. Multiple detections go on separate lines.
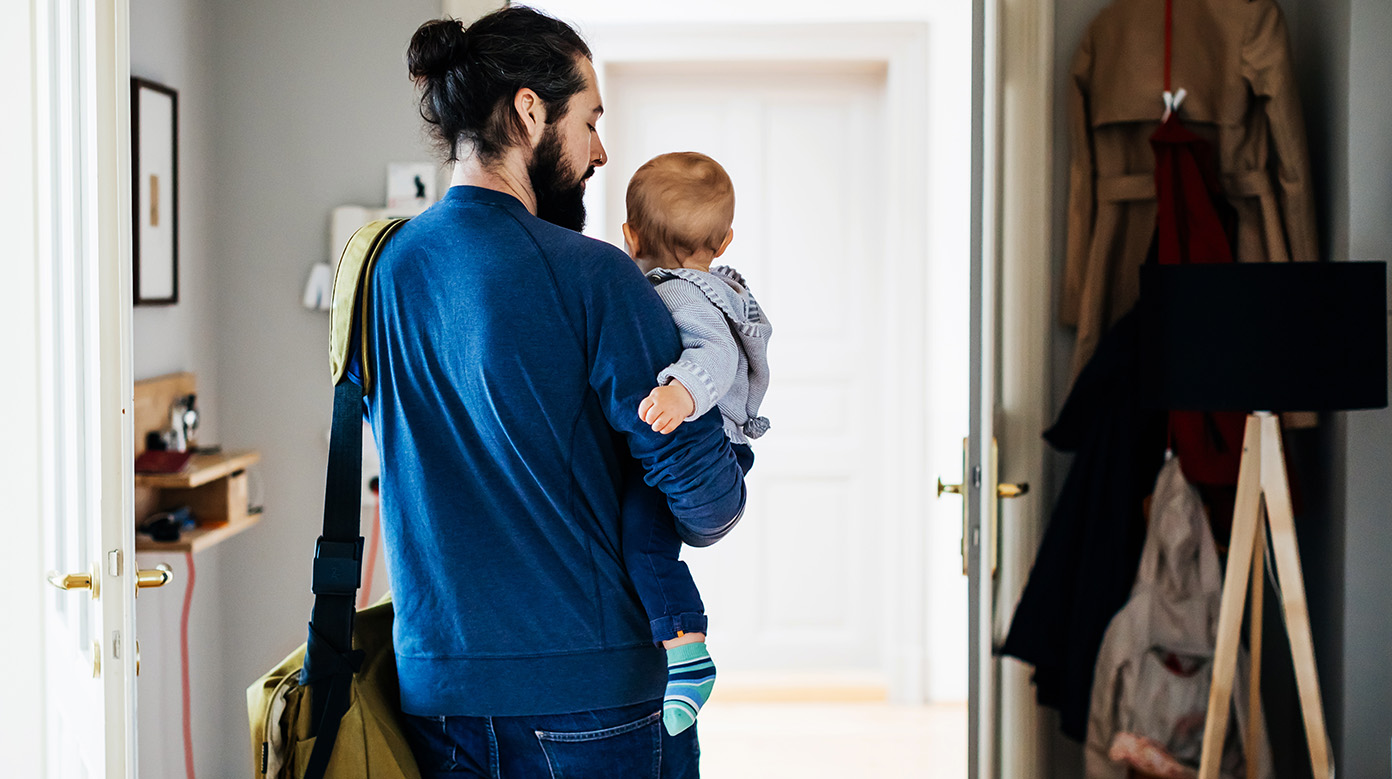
639, 382, 696, 435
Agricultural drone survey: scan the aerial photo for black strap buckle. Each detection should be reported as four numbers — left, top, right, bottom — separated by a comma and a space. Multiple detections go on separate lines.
311, 535, 364, 596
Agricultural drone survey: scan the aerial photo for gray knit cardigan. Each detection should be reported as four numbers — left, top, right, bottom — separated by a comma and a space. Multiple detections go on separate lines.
647, 265, 772, 445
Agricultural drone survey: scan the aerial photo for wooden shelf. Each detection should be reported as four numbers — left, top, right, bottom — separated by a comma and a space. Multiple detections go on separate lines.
135, 450, 261, 489
133, 374, 266, 554
135, 510, 264, 554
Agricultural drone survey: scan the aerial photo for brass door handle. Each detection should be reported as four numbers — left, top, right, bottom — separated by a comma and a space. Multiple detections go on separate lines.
997, 482, 1029, 499
136, 564, 174, 593
939, 464, 1030, 578
937, 479, 1027, 499
47, 566, 99, 599
47, 564, 172, 599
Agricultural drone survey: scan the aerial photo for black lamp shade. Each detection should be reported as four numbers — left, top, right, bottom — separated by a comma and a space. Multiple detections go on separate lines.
1140, 262, 1388, 412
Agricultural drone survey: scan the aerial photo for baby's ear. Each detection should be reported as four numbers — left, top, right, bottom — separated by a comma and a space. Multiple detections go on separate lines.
621, 223, 640, 259
714, 228, 735, 258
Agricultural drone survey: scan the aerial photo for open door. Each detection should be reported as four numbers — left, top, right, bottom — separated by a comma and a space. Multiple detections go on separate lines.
965, 0, 1005, 766
965, 0, 1055, 775
12, 0, 154, 774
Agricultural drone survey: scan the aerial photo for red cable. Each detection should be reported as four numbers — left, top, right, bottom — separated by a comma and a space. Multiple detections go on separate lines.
359, 489, 381, 610
1164, 0, 1174, 92
180, 551, 197, 779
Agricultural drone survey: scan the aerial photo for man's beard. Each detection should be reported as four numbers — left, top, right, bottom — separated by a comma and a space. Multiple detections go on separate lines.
528, 125, 593, 232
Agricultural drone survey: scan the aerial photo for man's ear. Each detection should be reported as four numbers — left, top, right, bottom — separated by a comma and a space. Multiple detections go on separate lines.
513, 87, 548, 146
713, 228, 735, 258
621, 223, 641, 258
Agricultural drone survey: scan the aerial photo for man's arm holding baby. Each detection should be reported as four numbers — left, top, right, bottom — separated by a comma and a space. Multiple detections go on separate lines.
579, 253, 745, 546
639, 280, 741, 435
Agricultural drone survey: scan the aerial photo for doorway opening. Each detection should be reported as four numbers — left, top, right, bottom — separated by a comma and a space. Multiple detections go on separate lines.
571, 9, 973, 773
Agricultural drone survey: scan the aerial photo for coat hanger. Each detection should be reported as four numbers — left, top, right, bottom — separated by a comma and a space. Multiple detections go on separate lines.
1160, 0, 1188, 121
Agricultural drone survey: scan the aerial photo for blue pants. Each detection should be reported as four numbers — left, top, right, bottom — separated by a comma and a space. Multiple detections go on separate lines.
402, 700, 699, 778
623, 443, 755, 644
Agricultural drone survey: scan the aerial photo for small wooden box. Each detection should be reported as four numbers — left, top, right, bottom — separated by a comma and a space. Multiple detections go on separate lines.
155, 467, 248, 528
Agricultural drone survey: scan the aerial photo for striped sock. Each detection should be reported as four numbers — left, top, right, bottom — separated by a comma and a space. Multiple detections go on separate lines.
663, 642, 717, 736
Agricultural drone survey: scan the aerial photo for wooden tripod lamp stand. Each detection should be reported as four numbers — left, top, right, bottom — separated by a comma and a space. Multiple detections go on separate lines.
1141, 262, 1388, 779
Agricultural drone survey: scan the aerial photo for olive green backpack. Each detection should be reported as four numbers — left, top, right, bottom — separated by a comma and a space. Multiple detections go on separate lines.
246, 218, 417, 779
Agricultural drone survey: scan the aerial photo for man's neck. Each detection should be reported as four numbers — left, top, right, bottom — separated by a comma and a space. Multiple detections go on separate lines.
450, 153, 536, 215
640, 255, 713, 274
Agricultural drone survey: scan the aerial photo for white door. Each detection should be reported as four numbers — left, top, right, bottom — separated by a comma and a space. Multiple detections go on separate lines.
588, 21, 969, 708
9, 0, 141, 774
601, 64, 894, 680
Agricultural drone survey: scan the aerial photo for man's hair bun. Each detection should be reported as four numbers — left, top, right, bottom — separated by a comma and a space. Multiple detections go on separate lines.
407, 18, 467, 81
407, 8, 592, 164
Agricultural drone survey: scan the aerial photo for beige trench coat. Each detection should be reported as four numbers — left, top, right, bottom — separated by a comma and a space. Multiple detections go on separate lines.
1062, 0, 1318, 373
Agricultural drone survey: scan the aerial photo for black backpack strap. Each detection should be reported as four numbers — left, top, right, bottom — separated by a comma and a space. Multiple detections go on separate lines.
299, 379, 368, 779
313, 379, 368, 645
299, 217, 407, 779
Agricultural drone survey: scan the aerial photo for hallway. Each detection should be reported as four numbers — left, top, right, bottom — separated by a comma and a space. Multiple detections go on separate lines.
699, 701, 968, 777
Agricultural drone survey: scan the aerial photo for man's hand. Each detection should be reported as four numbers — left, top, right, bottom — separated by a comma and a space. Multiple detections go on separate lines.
639, 382, 697, 435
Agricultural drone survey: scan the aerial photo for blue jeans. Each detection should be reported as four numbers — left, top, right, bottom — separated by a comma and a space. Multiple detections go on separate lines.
622, 443, 755, 644
401, 700, 699, 778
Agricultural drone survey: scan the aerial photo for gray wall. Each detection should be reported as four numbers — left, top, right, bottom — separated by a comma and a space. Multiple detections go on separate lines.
131, 0, 223, 409
1049, 0, 1392, 775
129, 0, 228, 776
1337, 0, 1392, 775
205, 0, 491, 774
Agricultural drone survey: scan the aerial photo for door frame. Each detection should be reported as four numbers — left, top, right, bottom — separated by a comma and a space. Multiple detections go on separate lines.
969, 0, 1054, 775
92, 0, 139, 772
584, 21, 962, 704
995, 0, 1054, 773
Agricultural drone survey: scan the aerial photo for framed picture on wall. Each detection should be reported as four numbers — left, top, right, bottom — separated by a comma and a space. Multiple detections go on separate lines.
132, 77, 178, 306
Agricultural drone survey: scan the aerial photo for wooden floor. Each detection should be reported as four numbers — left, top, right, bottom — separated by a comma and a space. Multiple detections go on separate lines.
695, 700, 968, 778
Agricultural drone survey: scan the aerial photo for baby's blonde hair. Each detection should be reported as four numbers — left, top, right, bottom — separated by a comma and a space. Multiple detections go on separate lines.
625, 152, 735, 266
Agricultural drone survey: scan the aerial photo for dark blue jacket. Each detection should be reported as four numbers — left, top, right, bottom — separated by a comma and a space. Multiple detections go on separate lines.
353, 186, 745, 716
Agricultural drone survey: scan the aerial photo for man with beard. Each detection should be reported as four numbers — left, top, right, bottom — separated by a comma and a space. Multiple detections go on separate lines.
342, 8, 747, 778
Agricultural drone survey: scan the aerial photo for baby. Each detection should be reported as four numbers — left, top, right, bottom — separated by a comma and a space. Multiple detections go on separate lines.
620, 152, 772, 736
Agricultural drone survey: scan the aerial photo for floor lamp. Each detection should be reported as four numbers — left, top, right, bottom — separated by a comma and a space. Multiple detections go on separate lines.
1140, 262, 1388, 779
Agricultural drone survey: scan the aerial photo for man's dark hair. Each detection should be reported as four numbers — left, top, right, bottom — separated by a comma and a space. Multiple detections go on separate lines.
407, 7, 592, 164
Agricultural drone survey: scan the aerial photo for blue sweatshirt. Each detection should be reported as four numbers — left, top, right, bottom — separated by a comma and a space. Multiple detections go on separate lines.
352, 186, 746, 717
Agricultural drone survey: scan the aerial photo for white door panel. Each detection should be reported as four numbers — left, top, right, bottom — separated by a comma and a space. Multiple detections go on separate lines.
29, 0, 139, 774
968, 0, 1055, 774
602, 66, 889, 676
